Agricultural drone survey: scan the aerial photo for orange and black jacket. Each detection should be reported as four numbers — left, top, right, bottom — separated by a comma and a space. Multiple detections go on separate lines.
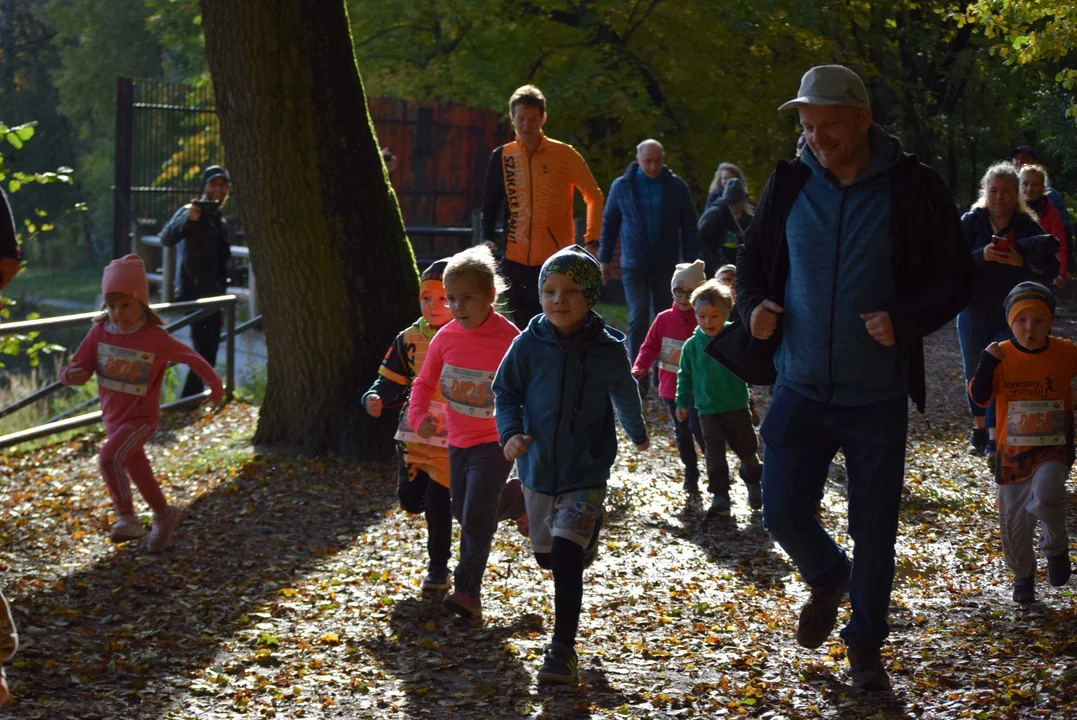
481, 132, 603, 267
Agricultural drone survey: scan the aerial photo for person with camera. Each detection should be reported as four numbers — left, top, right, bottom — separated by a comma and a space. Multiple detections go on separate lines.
160, 165, 233, 398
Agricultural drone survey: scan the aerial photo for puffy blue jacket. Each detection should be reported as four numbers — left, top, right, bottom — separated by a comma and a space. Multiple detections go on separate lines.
493, 313, 647, 494
598, 162, 698, 270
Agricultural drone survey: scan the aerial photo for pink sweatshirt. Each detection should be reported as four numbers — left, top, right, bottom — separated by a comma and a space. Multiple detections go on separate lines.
409, 310, 519, 448
60, 320, 224, 428
632, 304, 698, 400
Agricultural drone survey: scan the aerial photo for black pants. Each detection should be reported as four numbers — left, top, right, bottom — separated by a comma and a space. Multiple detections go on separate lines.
699, 409, 761, 495
398, 467, 453, 575
663, 398, 704, 477
502, 260, 543, 331
182, 308, 222, 397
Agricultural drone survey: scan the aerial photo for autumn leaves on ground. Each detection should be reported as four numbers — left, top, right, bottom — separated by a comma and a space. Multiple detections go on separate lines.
1, 320, 1076, 720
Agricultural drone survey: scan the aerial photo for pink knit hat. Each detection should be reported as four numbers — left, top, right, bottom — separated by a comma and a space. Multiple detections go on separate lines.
102, 254, 150, 306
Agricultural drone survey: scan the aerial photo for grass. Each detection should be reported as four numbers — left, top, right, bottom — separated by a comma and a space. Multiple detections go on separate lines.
596, 301, 629, 331
6, 264, 104, 307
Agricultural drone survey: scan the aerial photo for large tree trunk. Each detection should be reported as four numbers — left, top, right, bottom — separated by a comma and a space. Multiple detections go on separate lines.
200, 0, 419, 458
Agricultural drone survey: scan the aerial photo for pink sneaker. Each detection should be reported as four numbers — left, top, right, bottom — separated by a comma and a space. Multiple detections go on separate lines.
146, 505, 182, 553
443, 591, 481, 621
110, 512, 146, 543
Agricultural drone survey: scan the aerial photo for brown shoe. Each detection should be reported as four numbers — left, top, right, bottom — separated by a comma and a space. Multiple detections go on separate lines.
796, 579, 848, 649
847, 645, 891, 692
443, 591, 481, 621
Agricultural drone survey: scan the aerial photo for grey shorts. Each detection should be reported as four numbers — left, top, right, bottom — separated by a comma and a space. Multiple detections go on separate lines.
522, 485, 606, 553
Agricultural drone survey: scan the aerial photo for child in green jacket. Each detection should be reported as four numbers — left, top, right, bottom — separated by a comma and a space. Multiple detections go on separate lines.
676, 279, 762, 517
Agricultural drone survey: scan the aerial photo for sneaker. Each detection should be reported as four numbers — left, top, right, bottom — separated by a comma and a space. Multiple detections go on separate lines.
110, 512, 146, 542
515, 512, 530, 538
683, 467, 700, 493
846, 645, 891, 692
582, 510, 606, 569
747, 483, 763, 511
796, 578, 849, 649
706, 494, 731, 518
985, 439, 997, 472
146, 505, 181, 553
422, 570, 451, 592
443, 591, 481, 620
1047, 554, 1072, 587
967, 428, 988, 456
1012, 575, 1035, 603
537, 641, 579, 685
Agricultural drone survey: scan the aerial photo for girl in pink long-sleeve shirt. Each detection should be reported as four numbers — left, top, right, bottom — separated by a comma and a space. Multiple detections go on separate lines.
60, 255, 224, 552
409, 246, 520, 621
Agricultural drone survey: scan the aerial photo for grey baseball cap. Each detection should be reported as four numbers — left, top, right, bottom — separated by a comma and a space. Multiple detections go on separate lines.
778, 65, 870, 111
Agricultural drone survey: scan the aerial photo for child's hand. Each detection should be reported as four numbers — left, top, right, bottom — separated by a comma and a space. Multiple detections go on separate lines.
205, 387, 225, 411
504, 434, 532, 461
416, 417, 438, 439
676, 408, 688, 422
63, 367, 91, 385
365, 394, 383, 417
631, 367, 648, 380
634, 438, 650, 452
986, 342, 1003, 359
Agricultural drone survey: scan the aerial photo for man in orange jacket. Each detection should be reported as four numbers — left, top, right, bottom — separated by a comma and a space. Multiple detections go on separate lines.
481, 85, 604, 329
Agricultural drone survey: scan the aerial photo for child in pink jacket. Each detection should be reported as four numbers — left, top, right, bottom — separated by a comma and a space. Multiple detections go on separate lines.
60, 255, 224, 552
632, 260, 707, 490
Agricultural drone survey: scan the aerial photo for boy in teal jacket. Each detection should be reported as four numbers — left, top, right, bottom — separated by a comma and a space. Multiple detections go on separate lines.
676, 279, 762, 517
494, 245, 648, 686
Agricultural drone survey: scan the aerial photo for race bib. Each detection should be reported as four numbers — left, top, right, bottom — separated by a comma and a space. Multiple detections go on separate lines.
1006, 399, 1065, 446
658, 337, 685, 373
440, 364, 496, 418
396, 401, 449, 448
97, 343, 155, 396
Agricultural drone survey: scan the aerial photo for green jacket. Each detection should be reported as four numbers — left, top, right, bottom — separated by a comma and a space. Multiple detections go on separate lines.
676, 325, 750, 414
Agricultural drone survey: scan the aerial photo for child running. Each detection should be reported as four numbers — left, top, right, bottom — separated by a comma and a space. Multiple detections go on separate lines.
494, 245, 648, 685
676, 279, 762, 517
364, 259, 456, 591
968, 282, 1074, 602
631, 259, 706, 491
59, 254, 224, 551
408, 246, 522, 621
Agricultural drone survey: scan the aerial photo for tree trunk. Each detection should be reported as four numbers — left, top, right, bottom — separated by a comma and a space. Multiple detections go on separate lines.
200, 0, 419, 458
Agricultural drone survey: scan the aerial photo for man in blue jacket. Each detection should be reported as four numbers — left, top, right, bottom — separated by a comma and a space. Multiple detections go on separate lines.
737, 66, 974, 692
598, 140, 698, 397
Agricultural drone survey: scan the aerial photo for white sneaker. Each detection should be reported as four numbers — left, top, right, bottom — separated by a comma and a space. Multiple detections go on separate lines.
146, 505, 182, 553
109, 513, 146, 543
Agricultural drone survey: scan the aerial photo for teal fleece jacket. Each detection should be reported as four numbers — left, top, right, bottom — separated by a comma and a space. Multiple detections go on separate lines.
493, 312, 647, 495
676, 325, 750, 414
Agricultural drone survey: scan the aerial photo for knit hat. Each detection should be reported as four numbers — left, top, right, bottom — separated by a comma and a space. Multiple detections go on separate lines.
102, 254, 150, 306
723, 177, 747, 205
671, 259, 706, 291
539, 245, 602, 308
420, 257, 450, 296
1005, 281, 1055, 326
202, 165, 231, 186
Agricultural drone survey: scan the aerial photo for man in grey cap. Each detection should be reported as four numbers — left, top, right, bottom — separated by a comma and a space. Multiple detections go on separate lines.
735, 65, 974, 691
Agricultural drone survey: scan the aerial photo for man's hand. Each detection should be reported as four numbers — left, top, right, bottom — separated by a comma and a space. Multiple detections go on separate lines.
861, 311, 896, 347
986, 342, 1003, 359
416, 417, 438, 439
601, 262, 614, 286
676, 408, 688, 422
634, 438, 650, 452
503, 434, 532, 461
750, 300, 784, 339
365, 394, 383, 418
0, 256, 19, 291
585, 242, 600, 260
187, 202, 202, 223
63, 367, 91, 385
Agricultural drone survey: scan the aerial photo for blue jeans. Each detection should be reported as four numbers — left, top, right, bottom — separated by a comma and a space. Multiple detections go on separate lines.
622, 266, 675, 378
956, 308, 1011, 427
449, 442, 514, 596
761, 386, 907, 648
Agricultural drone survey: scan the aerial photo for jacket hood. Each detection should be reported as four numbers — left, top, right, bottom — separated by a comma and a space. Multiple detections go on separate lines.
527, 311, 625, 346
802, 123, 903, 187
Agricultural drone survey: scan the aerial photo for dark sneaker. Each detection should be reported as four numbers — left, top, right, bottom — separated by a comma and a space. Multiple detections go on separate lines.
683, 467, 700, 493
706, 494, 731, 518
847, 645, 891, 692
443, 591, 482, 620
985, 440, 997, 472
582, 510, 606, 569
796, 578, 849, 649
967, 427, 988, 456
537, 641, 579, 685
422, 571, 451, 592
1013, 576, 1035, 603
747, 483, 763, 511
1047, 554, 1072, 587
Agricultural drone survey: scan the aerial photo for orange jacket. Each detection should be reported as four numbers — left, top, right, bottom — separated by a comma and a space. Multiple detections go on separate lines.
482, 132, 603, 266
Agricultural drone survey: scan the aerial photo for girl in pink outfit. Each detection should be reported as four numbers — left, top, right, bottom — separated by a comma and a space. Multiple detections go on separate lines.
60, 255, 224, 552
632, 259, 707, 490
409, 246, 520, 621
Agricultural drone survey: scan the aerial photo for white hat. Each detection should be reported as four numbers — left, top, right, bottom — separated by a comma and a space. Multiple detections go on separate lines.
671, 259, 706, 291
778, 65, 870, 111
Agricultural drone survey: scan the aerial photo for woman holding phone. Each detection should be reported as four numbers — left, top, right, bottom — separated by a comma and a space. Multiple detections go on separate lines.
159, 165, 233, 398
957, 161, 1058, 463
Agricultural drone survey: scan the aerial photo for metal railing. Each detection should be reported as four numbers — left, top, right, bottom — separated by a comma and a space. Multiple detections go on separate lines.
0, 295, 241, 450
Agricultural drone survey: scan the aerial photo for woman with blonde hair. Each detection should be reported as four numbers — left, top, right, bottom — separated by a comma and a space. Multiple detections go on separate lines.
706, 162, 747, 209
957, 161, 1059, 462
700, 162, 754, 275
1019, 164, 1068, 287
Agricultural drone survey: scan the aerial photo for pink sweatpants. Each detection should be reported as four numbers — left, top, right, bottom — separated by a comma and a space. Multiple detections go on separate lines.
99, 422, 166, 514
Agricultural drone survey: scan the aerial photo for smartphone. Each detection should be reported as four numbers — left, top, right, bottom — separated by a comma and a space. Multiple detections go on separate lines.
992, 235, 1010, 253
192, 199, 219, 211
